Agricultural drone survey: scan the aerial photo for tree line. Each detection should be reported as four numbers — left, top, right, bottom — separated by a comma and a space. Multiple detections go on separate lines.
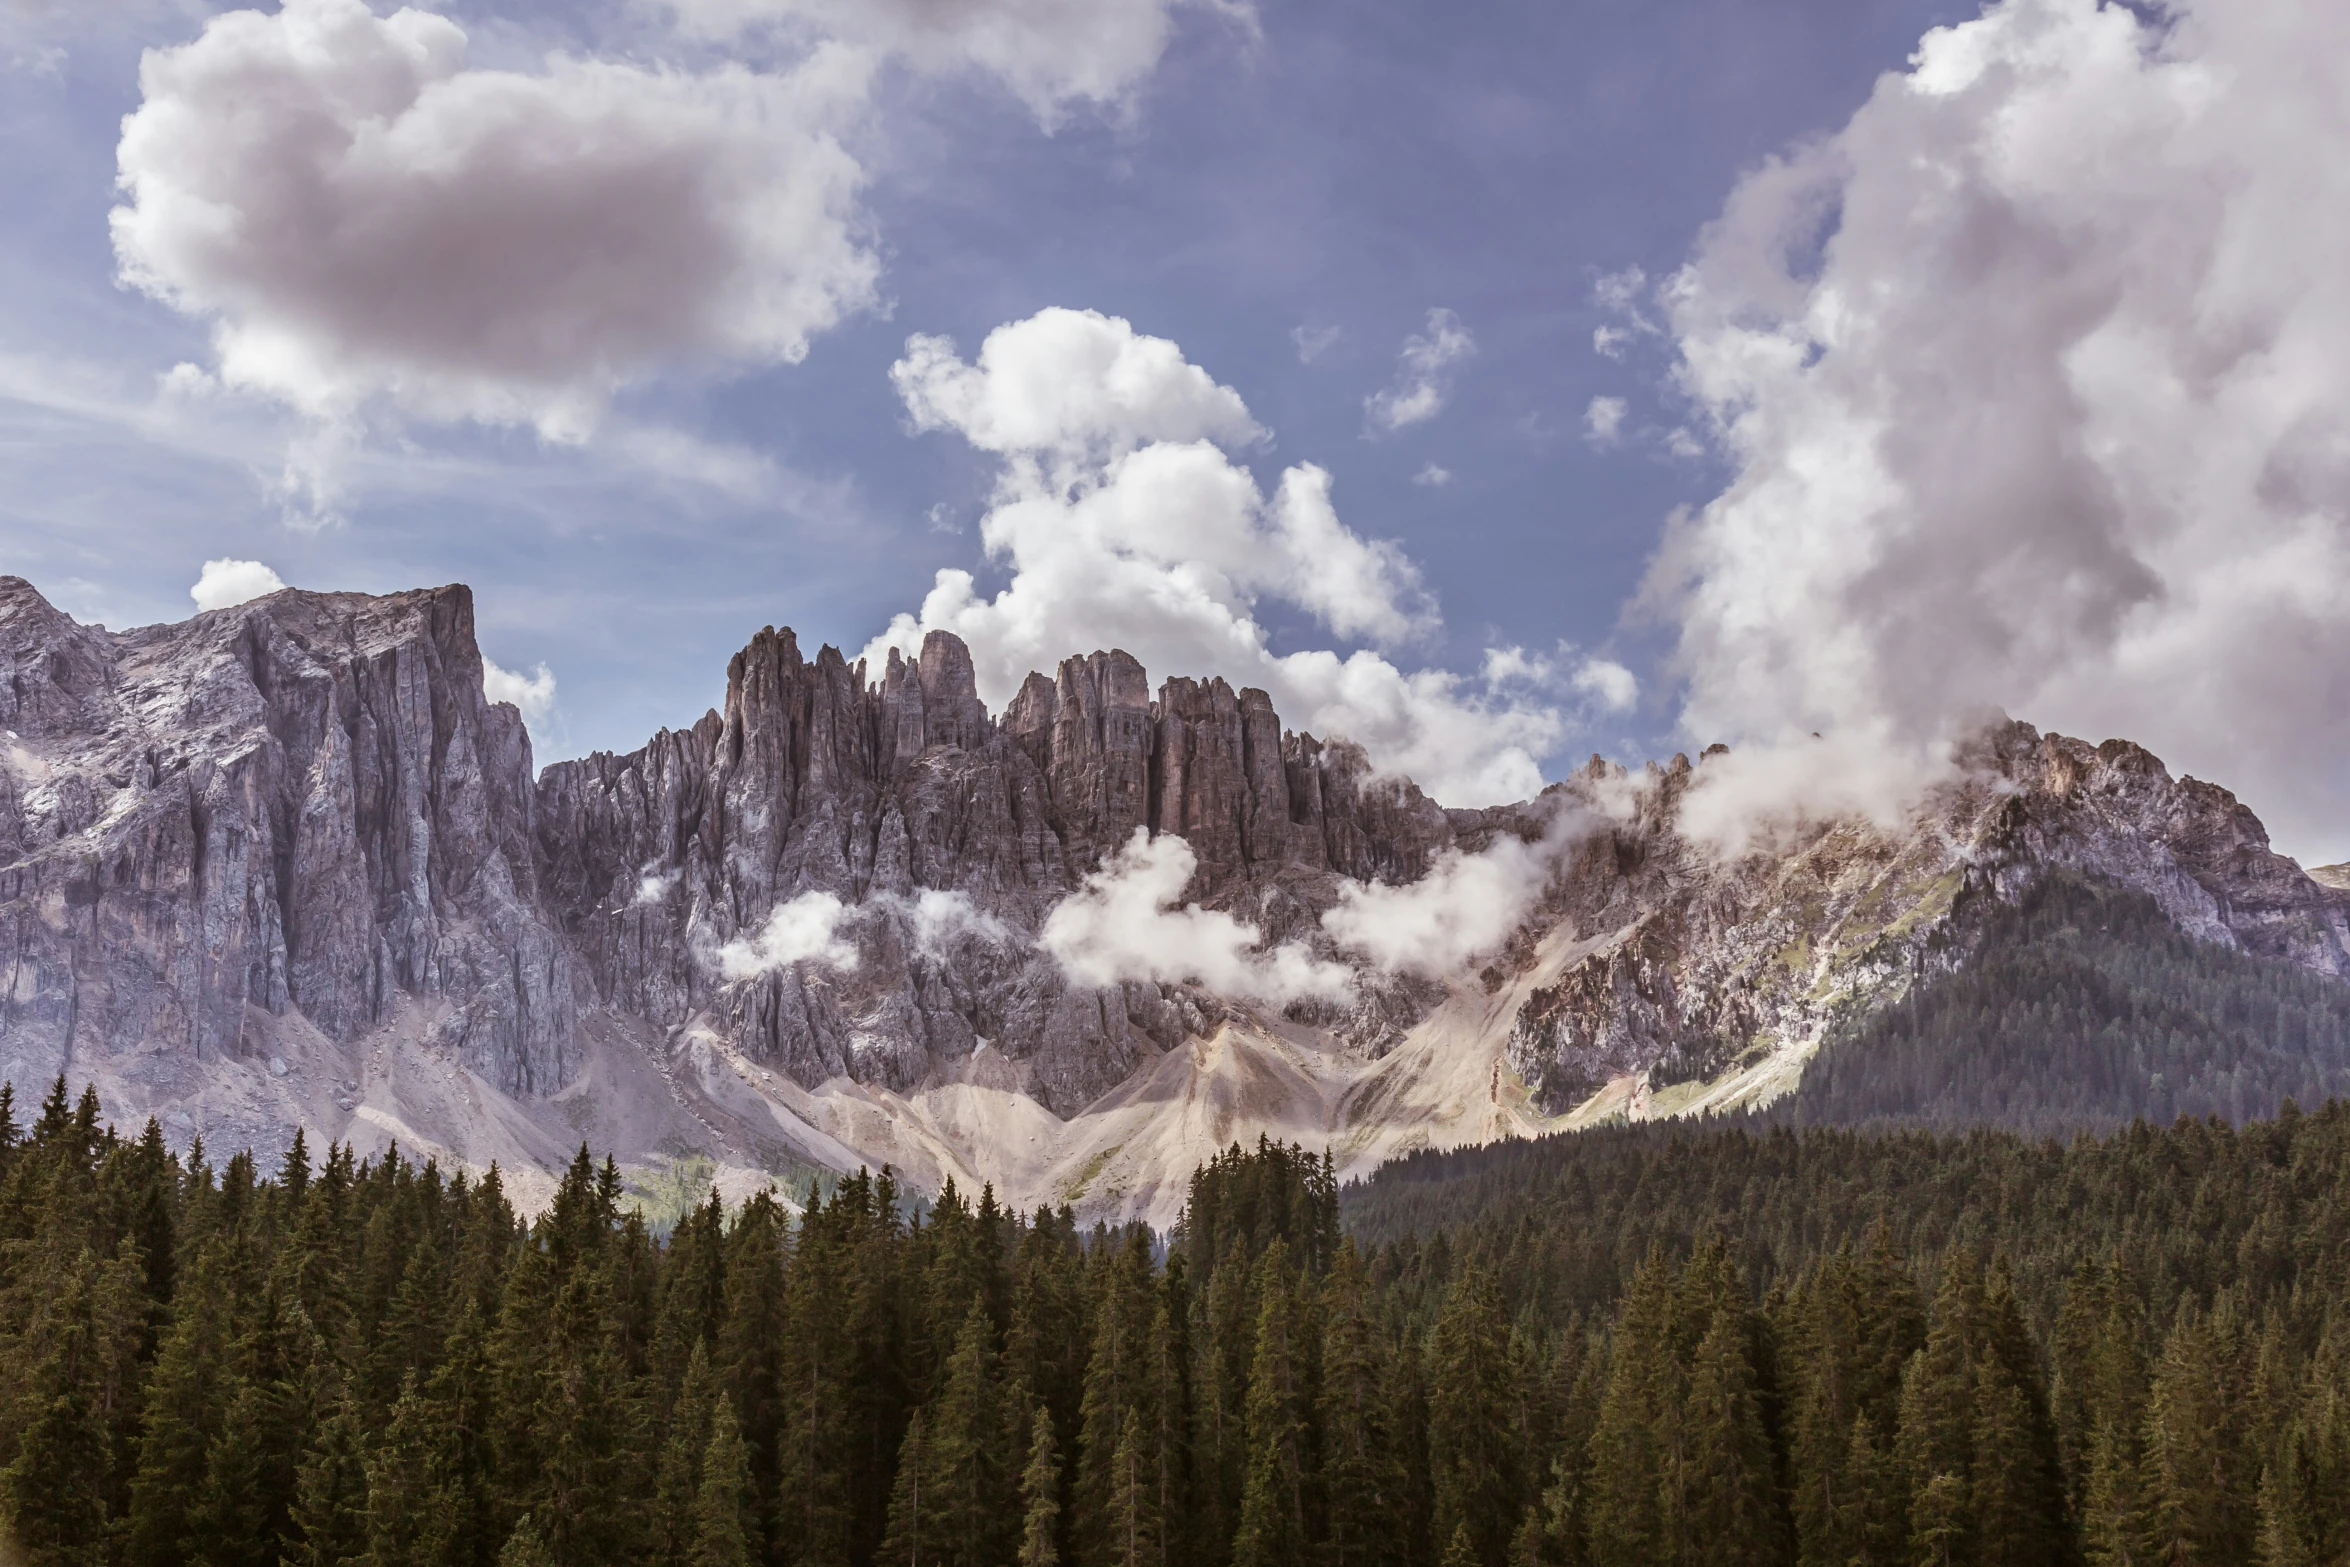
5, 1073, 2350, 1566
1773, 873, 2350, 1133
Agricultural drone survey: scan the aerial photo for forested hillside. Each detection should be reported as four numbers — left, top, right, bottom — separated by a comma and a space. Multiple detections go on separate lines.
1774, 873, 2350, 1133
6, 1074, 2350, 1567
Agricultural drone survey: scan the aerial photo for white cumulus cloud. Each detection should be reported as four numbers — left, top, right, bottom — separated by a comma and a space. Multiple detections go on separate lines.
1573, 657, 1638, 713
893, 305, 1263, 480
1041, 829, 1354, 1004
1582, 396, 1627, 449
1651, 0, 2350, 860
1365, 308, 1474, 433
482, 657, 557, 721
112, 0, 880, 443
189, 557, 286, 612
716, 890, 860, 979
656, 0, 1252, 126
865, 308, 1561, 805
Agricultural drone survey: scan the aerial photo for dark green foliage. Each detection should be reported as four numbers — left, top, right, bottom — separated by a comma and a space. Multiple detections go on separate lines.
693, 1398, 756, 1567
9, 1084, 2350, 1567
1231, 1244, 1307, 1567
1427, 1268, 1517, 1567
1017, 1405, 1062, 1567
1782, 874, 2350, 1133
1353, 1096, 2350, 1565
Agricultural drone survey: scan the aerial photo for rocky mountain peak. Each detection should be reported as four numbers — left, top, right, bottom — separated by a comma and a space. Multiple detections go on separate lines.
4, 577, 2346, 1222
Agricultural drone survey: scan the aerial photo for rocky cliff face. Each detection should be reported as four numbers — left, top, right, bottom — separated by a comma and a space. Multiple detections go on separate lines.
0, 579, 571, 1128
1501, 723, 2350, 1117
3, 574, 2344, 1219
530, 625, 1454, 1115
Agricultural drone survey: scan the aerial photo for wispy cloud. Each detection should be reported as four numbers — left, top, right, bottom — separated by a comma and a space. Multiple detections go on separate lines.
1364, 308, 1474, 434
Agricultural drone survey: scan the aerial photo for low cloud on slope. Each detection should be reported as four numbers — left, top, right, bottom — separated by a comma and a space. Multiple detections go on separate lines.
1322, 799, 1602, 977
1040, 829, 1355, 1004
716, 890, 860, 979
1647, 0, 2350, 858
895, 888, 1014, 957
112, 0, 879, 443
865, 307, 1561, 806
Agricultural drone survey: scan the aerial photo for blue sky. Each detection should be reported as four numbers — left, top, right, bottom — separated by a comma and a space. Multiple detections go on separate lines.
0, 0, 1965, 767
8, 0, 2350, 860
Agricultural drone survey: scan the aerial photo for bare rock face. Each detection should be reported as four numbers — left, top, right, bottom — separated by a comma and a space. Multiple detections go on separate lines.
8, 570, 2349, 1198
1501, 723, 2350, 1113
530, 627, 1458, 1113
0, 577, 572, 1108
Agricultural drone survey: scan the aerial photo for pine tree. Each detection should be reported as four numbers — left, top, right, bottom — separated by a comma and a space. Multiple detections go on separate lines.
532, 1266, 632, 1567
418, 1300, 497, 1567
2255, 1385, 2350, 1567
1783, 1236, 1923, 1567
1506, 1507, 1544, 1567
190, 1375, 274, 1567
10, 1073, 2350, 1567
125, 1240, 235, 1566
716, 1192, 789, 1562
1102, 1408, 1162, 1567
287, 1387, 369, 1567
930, 1299, 1008, 1567
1910, 1473, 1966, 1567
1076, 1236, 1160, 1567
1429, 1267, 1518, 1567
2081, 1420, 2150, 1567
692, 1398, 755, 1567
1584, 1257, 1673, 1567
1966, 1266, 2068, 1567
1020, 1406, 1064, 1567
1189, 1243, 1252, 1560
879, 1300, 1008, 1567
3, 1249, 143, 1567
656, 1343, 722, 1567
780, 1186, 856, 1567
499, 1515, 557, 1567
2141, 1304, 2256, 1566
1966, 1366, 2054, 1567
1318, 1243, 1397, 1567
1896, 1259, 1984, 1567
884, 1407, 934, 1567
1838, 1413, 1906, 1567
1673, 1312, 1777, 1566
1231, 1244, 1307, 1567
365, 1375, 464, 1567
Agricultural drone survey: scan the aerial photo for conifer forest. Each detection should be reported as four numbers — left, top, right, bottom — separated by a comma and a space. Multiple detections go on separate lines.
6, 1074, 2350, 1567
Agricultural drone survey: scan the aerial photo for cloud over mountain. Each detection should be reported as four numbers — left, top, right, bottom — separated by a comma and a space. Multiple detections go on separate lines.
189, 557, 284, 612
1041, 829, 1353, 1003
1652, 0, 2350, 858
864, 307, 1559, 806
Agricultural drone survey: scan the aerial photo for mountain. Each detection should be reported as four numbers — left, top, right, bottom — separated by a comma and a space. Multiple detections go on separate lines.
4, 575, 2346, 1222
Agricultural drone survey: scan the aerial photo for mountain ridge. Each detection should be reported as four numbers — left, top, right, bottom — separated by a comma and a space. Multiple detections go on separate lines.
3, 574, 2343, 1222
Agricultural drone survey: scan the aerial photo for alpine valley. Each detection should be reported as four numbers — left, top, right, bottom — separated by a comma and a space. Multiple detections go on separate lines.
5, 574, 2347, 1224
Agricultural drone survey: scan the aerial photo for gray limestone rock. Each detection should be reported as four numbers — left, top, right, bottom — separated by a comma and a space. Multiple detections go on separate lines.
0, 577, 572, 1105
6, 571, 2347, 1169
